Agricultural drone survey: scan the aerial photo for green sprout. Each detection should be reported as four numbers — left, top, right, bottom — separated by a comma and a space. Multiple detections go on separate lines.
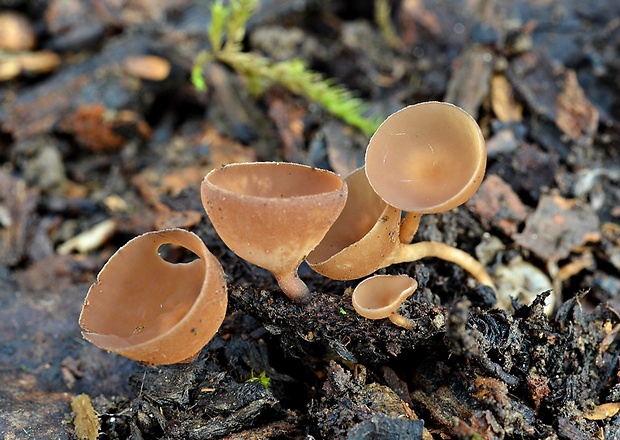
339, 307, 347, 315
192, 0, 381, 138
246, 370, 271, 389
374, 0, 400, 49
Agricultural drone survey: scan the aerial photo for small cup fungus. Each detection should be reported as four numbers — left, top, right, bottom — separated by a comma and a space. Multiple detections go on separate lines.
352, 274, 418, 329
79, 228, 227, 365
365, 101, 487, 243
201, 161, 347, 302
307, 167, 495, 289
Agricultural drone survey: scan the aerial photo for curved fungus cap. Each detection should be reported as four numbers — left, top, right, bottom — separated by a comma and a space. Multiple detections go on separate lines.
352, 274, 418, 320
79, 228, 227, 365
201, 161, 347, 302
365, 101, 487, 214
306, 167, 401, 280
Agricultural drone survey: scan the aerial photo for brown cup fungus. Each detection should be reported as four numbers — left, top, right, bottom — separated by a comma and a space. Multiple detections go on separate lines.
352, 274, 418, 329
307, 167, 495, 289
365, 101, 487, 243
79, 228, 227, 365
201, 162, 347, 302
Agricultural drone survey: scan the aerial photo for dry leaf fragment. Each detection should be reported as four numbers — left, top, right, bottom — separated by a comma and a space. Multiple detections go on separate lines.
59, 103, 152, 152
514, 193, 600, 262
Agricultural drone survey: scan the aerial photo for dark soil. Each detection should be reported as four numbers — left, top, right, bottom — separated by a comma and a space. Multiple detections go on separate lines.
1, 0, 620, 439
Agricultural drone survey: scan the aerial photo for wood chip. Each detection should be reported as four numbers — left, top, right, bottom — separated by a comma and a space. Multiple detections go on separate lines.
0, 58, 20, 81
514, 192, 600, 262
71, 394, 101, 440
124, 55, 171, 81
19, 51, 61, 75
0, 171, 38, 265
444, 46, 494, 119
57, 219, 117, 255
0, 50, 67, 82
583, 402, 620, 421
555, 70, 599, 146
0, 11, 36, 51
491, 74, 523, 122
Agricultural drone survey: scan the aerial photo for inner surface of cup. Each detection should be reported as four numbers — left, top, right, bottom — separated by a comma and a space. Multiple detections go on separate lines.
307, 168, 401, 280
80, 229, 227, 365
365, 102, 486, 213
81, 236, 202, 344
307, 168, 385, 262
352, 274, 418, 318
206, 161, 344, 198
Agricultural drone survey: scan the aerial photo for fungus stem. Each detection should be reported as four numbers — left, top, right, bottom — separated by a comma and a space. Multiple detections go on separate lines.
388, 313, 415, 330
388, 241, 496, 290
399, 212, 421, 244
274, 272, 311, 303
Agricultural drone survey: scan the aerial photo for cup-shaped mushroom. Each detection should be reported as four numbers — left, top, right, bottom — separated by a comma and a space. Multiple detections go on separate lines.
352, 274, 418, 329
79, 228, 227, 365
201, 162, 347, 302
306, 167, 401, 280
365, 102, 487, 243
307, 167, 496, 290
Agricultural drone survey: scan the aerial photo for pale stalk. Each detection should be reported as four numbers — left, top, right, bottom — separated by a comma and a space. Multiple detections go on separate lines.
274, 271, 311, 303
399, 212, 421, 244
385, 241, 496, 290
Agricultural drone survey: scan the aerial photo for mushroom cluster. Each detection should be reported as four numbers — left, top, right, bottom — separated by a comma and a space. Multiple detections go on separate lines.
308, 103, 494, 279
308, 102, 494, 326
79, 101, 494, 363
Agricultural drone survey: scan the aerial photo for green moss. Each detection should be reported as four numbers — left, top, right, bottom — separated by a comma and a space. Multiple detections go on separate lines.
246, 370, 271, 389
192, 0, 381, 138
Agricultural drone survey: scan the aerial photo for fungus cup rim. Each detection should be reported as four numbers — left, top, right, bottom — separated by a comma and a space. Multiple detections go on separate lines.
203, 161, 346, 200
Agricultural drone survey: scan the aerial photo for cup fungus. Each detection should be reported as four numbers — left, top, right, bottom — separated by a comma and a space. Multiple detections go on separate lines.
352, 274, 418, 329
201, 161, 347, 302
307, 167, 495, 289
79, 228, 227, 365
365, 101, 487, 243
306, 167, 401, 280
